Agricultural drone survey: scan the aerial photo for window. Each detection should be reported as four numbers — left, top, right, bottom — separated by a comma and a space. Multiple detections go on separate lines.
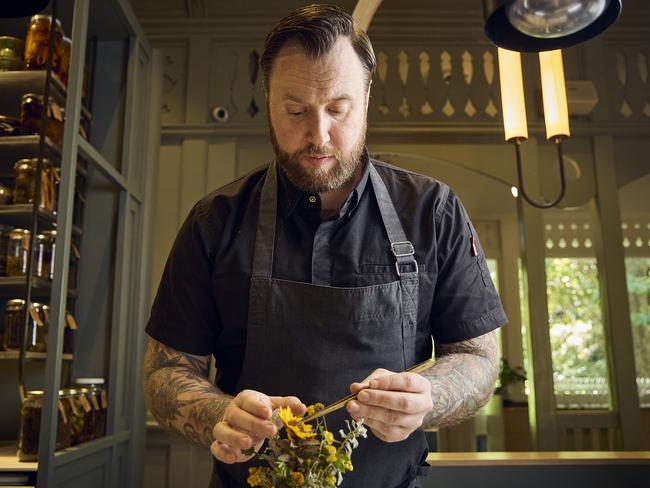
625, 257, 650, 407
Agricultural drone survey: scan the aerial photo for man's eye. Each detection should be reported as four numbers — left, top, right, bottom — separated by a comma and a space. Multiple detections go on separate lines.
288, 111, 303, 116
328, 108, 343, 115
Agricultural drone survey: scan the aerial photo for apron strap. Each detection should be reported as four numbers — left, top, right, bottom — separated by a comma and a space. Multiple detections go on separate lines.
251, 161, 278, 279
368, 164, 419, 279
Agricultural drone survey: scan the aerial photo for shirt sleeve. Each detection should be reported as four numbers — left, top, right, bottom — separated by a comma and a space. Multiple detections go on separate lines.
145, 200, 220, 356
429, 190, 507, 343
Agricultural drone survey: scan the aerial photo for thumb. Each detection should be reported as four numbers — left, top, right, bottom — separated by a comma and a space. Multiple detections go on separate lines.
350, 368, 394, 393
269, 396, 307, 416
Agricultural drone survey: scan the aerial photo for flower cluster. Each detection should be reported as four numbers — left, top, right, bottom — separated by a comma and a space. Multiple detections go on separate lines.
246, 403, 367, 487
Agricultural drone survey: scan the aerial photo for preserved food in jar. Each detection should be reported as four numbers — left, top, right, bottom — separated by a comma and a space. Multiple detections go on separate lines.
68, 387, 93, 445
60, 36, 71, 85
0, 224, 13, 275
13, 157, 57, 211
6, 228, 30, 276
26, 302, 46, 352
24, 15, 63, 72
3, 298, 25, 351
74, 378, 106, 439
35, 231, 55, 280
0, 36, 25, 71
18, 389, 71, 461
20, 94, 63, 146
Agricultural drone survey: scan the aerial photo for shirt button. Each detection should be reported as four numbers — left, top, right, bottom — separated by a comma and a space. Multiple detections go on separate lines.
308, 195, 317, 204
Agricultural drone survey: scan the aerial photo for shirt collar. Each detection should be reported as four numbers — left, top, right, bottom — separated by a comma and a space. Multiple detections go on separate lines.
278, 147, 370, 220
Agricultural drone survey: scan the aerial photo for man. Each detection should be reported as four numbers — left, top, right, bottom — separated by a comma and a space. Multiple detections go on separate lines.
144, 4, 507, 487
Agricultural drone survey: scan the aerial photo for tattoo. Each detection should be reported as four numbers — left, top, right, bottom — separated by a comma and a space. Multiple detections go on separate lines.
143, 338, 232, 448
421, 330, 499, 429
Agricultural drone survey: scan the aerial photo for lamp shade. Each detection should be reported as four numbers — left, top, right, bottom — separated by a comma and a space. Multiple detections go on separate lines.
483, 0, 622, 52
539, 50, 570, 139
497, 48, 528, 141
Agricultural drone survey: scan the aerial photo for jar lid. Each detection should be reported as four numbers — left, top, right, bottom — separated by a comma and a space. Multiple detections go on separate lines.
41, 230, 57, 237
21, 92, 44, 102
32, 302, 44, 309
7, 298, 26, 306
77, 387, 90, 394
75, 378, 105, 385
26, 390, 45, 397
30, 15, 63, 27
9, 228, 30, 236
58, 388, 73, 397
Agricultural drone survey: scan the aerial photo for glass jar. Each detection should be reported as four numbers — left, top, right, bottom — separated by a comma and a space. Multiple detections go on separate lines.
18, 389, 71, 461
24, 15, 64, 72
74, 378, 106, 439
6, 228, 30, 276
34, 232, 54, 280
12, 157, 57, 211
0, 36, 25, 71
62, 309, 74, 355
26, 302, 47, 352
65, 388, 93, 445
0, 224, 13, 275
3, 298, 26, 351
20, 94, 63, 146
60, 36, 71, 86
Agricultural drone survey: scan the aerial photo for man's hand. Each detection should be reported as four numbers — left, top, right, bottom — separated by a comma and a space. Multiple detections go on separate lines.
211, 390, 306, 464
346, 369, 433, 443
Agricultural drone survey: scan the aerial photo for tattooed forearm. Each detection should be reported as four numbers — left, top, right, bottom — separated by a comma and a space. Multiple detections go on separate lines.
143, 337, 232, 448
420, 330, 499, 429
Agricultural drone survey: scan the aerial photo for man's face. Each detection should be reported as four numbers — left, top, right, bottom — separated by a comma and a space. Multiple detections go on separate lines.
267, 36, 369, 193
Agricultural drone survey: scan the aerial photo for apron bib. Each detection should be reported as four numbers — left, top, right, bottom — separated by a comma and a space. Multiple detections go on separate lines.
212, 162, 430, 487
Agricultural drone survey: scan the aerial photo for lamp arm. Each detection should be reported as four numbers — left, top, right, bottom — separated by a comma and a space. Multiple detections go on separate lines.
514, 137, 567, 209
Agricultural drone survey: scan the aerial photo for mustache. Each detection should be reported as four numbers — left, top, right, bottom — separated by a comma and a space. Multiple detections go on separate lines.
301, 145, 337, 158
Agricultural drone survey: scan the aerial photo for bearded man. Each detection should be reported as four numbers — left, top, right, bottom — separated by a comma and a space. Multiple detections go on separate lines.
143, 4, 507, 487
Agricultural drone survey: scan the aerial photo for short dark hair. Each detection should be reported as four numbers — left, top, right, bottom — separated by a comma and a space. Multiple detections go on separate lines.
261, 4, 376, 93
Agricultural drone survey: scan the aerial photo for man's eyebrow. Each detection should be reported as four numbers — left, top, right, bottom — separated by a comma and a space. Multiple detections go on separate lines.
282, 94, 353, 103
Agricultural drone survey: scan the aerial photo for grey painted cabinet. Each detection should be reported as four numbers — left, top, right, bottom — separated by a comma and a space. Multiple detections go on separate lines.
0, 0, 160, 486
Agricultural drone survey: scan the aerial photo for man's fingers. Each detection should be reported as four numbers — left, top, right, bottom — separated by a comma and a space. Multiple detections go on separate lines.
346, 400, 420, 430
350, 368, 394, 393
213, 421, 254, 450
367, 372, 430, 393
222, 407, 277, 438
355, 389, 430, 414
234, 389, 275, 419
363, 417, 412, 443
269, 396, 307, 416
210, 440, 239, 464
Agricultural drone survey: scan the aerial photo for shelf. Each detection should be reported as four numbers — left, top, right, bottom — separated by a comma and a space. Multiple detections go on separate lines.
0, 70, 92, 121
0, 351, 73, 361
0, 135, 61, 174
0, 135, 89, 179
0, 276, 78, 299
0, 442, 36, 472
0, 204, 82, 236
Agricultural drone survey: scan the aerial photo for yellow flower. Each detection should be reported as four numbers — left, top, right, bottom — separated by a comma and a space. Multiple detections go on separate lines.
323, 430, 334, 444
247, 467, 263, 487
344, 460, 353, 471
290, 472, 305, 486
326, 475, 336, 486
306, 403, 324, 416
278, 406, 316, 441
325, 445, 337, 462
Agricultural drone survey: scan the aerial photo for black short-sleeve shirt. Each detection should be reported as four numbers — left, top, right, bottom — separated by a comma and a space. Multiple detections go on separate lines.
146, 149, 507, 394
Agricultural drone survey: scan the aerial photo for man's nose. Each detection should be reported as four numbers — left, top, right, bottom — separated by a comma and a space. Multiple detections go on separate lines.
306, 111, 331, 147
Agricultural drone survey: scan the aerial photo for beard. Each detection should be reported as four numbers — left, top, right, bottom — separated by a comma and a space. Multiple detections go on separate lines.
269, 117, 367, 194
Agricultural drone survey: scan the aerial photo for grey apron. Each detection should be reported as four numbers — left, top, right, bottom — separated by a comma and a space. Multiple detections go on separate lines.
212, 161, 430, 488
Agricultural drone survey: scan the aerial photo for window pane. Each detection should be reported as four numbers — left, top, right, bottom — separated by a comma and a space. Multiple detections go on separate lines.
625, 257, 650, 407
545, 258, 609, 409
